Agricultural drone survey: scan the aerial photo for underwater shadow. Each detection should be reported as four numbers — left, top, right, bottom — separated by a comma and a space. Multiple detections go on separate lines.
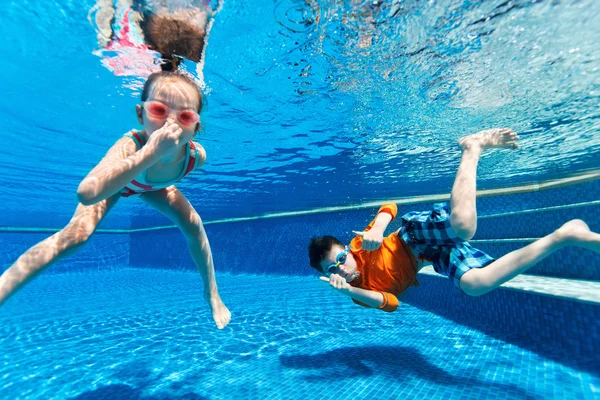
68, 359, 215, 400
400, 282, 600, 377
70, 383, 208, 400
280, 345, 536, 400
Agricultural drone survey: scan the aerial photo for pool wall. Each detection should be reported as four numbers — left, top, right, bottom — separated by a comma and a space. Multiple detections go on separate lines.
129, 179, 600, 281
1, 178, 599, 376
1, 232, 129, 275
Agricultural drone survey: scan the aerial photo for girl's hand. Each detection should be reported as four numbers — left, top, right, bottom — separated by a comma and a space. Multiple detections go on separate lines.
352, 229, 384, 251
319, 274, 351, 295
147, 119, 185, 157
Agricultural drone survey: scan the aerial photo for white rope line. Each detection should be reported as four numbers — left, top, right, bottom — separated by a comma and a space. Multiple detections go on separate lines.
114, 197, 600, 233
479, 200, 600, 219
1, 174, 598, 234
470, 238, 538, 243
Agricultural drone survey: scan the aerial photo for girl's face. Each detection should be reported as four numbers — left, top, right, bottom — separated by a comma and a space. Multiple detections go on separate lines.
137, 79, 201, 138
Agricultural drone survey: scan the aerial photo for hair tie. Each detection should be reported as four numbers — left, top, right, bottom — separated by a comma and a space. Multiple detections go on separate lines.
160, 55, 183, 72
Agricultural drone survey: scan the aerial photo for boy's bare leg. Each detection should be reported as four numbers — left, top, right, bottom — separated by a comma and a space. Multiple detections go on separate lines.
450, 128, 520, 240
0, 195, 120, 306
460, 219, 600, 296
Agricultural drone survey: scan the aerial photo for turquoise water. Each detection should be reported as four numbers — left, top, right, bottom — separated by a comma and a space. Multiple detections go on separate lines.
0, 0, 599, 226
1, 270, 598, 399
1, 0, 600, 399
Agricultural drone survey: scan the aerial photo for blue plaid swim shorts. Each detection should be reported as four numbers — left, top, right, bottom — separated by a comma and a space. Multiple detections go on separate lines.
398, 202, 495, 289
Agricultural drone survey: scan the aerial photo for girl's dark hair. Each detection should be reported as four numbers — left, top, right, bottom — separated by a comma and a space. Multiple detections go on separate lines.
140, 13, 206, 63
308, 236, 344, 272
141, 71, 204, 113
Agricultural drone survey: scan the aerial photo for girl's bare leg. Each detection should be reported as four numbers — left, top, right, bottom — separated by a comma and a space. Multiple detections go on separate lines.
0, 195, 120, 306
141, 186, 231, 329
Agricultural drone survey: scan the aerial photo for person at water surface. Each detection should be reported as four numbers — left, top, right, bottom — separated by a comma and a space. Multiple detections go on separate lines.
91, 0, 223, 81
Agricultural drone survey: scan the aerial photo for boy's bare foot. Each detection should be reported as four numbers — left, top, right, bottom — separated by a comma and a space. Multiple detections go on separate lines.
554, 219, 600, 252
459, 128, 520, 151
206, 294, 231, 329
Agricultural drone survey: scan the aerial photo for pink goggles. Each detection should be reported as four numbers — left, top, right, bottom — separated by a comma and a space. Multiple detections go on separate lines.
143, 101, 200, 127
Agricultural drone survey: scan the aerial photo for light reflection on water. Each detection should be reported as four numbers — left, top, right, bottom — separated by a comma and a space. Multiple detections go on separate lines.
0, 0, 598, 225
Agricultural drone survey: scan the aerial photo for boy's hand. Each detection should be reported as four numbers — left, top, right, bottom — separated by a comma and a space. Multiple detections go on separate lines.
147, 119, 185, 158
352, 229, 384, 251
319, 274, 351, 295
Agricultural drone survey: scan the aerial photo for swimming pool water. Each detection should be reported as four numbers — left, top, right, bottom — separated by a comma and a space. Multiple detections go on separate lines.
1, 0, 600, 226
1, 0, 600, 398
1, 269, 597, 399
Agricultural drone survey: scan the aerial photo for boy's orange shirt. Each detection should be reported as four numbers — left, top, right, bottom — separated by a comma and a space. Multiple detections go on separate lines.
349, 203, 420, 312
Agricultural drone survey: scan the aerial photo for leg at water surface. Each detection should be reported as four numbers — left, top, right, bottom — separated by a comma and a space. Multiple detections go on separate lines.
450, 128, 520, 241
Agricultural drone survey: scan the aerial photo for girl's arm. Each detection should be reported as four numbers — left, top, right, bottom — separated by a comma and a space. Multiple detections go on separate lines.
78, 121, 185, 205
77, 136, 157, 205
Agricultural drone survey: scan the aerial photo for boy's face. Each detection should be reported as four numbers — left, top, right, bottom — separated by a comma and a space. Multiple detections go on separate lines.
320, 244, 358, 283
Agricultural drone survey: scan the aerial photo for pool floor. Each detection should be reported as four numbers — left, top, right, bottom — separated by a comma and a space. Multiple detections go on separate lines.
1, 269, 598, 399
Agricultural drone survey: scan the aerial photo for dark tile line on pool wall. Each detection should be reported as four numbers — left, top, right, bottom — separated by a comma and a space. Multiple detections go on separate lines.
1, 180, 599, 376
1, 180, 598, 283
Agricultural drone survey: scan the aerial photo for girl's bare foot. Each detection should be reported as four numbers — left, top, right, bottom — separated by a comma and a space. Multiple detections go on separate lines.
459, 128, 520, 151
206, 294, 231, 329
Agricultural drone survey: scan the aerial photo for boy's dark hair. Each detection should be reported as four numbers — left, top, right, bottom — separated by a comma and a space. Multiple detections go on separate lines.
308, 236, 343, 272
141, 71, 204, 113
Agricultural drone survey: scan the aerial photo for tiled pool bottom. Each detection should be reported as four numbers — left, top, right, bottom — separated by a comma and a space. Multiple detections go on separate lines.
1, 270, 598, 400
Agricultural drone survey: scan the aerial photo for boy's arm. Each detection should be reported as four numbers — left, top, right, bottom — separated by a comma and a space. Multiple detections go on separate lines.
351, 203, 398, 251
319, 275, 400, 312
366, 211, 393, 234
